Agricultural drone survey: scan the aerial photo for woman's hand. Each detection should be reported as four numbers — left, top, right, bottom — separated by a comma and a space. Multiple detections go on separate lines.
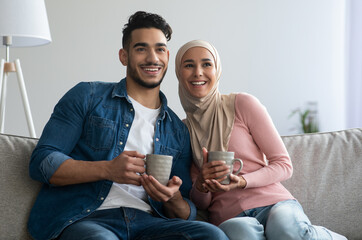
202, 174, 247, 192
195, 148, 230, 192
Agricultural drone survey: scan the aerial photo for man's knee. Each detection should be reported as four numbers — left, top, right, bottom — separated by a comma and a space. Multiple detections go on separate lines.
192, 221, 229, 240
59, 221, 119, 240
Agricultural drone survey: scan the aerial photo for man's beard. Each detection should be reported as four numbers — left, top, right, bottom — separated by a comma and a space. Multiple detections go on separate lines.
128, 63, 168, 89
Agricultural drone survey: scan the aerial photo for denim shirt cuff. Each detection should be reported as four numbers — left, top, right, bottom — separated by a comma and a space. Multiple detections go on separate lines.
39, 151, 71, 184
184, 197, 197, 220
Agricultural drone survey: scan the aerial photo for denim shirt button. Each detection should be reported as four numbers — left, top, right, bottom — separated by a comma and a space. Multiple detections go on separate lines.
100, 197, 104, 201
155, 138, 159, 142
130, 108, 133, 112
69, 220, 73, 223
125, 124, 129, 127
120, 141, 123, 145
87, 209, 90, 213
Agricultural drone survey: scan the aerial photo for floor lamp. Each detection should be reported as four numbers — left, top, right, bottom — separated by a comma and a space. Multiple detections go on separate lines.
0, 0, 52, 138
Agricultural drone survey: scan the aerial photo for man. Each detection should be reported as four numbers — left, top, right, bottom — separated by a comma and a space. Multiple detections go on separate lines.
28, 11, 228, 240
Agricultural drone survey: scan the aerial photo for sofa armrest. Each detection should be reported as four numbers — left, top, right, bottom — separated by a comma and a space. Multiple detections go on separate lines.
0, 133, 40, 240
281, 128, 362, 240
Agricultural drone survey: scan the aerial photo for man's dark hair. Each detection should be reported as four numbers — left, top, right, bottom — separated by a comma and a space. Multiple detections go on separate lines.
122, 11, 172, 50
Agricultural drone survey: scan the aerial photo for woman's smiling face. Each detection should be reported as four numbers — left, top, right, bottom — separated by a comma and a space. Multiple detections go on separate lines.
179, 47, 217, 98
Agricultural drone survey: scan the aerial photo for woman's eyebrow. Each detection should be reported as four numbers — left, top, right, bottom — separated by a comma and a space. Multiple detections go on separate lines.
183, 59, 195, 63
183, 58, 212, 64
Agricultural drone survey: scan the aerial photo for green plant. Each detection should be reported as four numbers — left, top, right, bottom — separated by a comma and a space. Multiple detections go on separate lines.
289, 108, 319, 133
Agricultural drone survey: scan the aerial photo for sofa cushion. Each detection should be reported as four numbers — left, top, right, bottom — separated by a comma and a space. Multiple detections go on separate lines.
1, 129, 361, 239
0, 134, 40, 240
282, 128, 362, 240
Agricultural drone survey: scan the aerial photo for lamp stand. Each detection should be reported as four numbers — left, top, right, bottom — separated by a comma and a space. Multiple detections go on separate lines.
0, 58, 36, 138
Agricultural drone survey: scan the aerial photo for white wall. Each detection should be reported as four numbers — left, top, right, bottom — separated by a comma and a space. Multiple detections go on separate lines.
2, 0, 346, 137
346, 0, 362, 129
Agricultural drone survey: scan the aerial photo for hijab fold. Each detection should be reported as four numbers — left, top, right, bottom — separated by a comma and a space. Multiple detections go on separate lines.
176, 40, 237, 168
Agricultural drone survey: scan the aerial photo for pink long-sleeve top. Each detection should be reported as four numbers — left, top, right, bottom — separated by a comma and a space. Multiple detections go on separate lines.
190, 93, 295, 226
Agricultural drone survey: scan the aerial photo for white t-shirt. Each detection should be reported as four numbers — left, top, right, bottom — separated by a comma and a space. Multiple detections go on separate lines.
97, 96, 160, 212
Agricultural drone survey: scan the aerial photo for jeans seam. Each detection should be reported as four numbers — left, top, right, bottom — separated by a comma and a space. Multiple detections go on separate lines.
135, 232, 192, 240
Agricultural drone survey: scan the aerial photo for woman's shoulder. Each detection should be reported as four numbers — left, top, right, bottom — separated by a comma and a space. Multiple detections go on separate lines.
234, 92, 263, 109
232, 93, 268, 124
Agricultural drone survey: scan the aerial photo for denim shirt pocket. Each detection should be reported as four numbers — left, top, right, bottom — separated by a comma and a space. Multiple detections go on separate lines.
158, 145, 181, 168
86, 116, 116, 151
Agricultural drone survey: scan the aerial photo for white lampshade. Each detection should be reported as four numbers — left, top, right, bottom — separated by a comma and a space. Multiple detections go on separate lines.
0, 0, 52, 47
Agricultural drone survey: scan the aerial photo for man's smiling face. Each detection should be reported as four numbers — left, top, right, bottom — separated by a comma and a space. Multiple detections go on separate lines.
122, 28, 169, 89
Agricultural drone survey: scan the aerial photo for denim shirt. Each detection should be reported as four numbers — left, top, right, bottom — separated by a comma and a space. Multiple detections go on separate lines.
28, 78, 196, 240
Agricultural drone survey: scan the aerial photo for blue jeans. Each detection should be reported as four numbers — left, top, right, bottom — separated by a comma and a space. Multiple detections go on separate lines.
218, 200, 332, 240
59, 207, 229, 240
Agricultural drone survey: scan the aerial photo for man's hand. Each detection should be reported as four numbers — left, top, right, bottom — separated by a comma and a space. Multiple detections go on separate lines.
140, 174, 182, 202
141, 174, 190, 219
49, 151, 145, 186
106, 151, 146, 185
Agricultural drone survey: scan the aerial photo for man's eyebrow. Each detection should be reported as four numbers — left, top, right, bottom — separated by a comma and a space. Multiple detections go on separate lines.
133, 42, 148, 48
156, 43, 167, 47
133, 42, 167, 48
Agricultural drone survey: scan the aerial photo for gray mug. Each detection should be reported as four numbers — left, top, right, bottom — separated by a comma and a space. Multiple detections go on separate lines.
208, 151, 243, 184
144, 154, 173, 185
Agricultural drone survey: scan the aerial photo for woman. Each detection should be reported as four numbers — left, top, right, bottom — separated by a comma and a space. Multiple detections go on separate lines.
175, 40, 346, 240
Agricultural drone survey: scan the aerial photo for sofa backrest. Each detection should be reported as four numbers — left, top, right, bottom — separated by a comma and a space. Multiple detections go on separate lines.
1, 129, 361, 240
0, 133, 40, 240
281, 128, 362, 240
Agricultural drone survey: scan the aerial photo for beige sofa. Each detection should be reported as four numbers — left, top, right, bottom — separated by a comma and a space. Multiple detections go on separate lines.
0, 128, 361, 240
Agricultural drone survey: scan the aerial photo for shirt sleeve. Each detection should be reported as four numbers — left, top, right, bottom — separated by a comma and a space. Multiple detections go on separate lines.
29, 82, 93, 184
235, 93, 293, 189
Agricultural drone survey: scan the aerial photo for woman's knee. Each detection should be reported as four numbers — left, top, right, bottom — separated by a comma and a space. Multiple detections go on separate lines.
265, 200, 313, 240
219, 217, 265, 240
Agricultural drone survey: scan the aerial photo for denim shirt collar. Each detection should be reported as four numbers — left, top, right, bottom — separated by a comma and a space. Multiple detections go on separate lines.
112, 78, 171, 122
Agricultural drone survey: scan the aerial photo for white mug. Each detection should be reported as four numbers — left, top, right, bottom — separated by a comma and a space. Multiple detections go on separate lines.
144, 154, 173, 185
208, 151, 243, 185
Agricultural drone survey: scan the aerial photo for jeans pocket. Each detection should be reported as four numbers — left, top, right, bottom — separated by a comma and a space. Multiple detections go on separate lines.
86, 116, 116, 151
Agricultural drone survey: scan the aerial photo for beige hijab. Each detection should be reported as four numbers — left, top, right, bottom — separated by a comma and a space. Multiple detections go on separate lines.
175, 40, 236, 168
